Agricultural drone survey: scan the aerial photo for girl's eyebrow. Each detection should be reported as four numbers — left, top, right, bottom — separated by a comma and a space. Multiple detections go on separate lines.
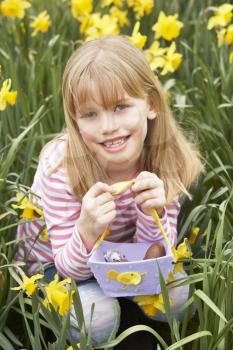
114, 97, 131, 104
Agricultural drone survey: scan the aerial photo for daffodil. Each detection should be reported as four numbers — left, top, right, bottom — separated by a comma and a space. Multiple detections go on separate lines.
111, 179, 136, 196
85, 13, 119, 41
78, 14, 94, 34
207, 4, 233, 30
110, 6, 129, 28
11, 192, 44, 219
0, 0, 30, 18
67, 344, 80, 350
127, 0, 154, 20
188, 227, 200, 245
0, 79, 17, 111
217, 24, 233, 46
41, 227, 49, 242
101, 0, 123, 7
128, 22, 147, 48
173, 238, 192, 263
144, 40, 166, 71
71, 0, 93, 20
30, 11, 52, 37
44, 274, 74, 316
152, 11, 184, 41
161, 42, 182, 75
134, 293, 173, 316
11, 270, 43, 297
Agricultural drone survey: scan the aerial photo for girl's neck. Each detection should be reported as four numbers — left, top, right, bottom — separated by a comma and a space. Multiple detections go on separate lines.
105, 152, 145, 185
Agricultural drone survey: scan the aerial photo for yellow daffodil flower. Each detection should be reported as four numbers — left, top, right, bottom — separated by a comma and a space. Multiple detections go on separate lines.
173, 238, 192, 263
77, 14, 94, 34
101, 0, 123, 7
67, 344, 80, 350
44, 274, 74, 316
207, 4, 233, 30
161, 42, 182, 75
85, 13, 119, 41
229, 51, 233, 63
152, 11, 184, 41
71, 0, 93, 20
0, 79, 17, 111
134, 293, 173, 316
217, 24, 233, 46
144, 40, 166, 71
110, 6, 130, 28
30, 11, 51, 37
188, 226, 200, 245
111, 179, 135, 196
127, 0, 154, 20
11, 192, 44, 219
0, 0, 30, 18
11, 271, 43, 297
128, 21, 147, 48
41, 227, 49, 242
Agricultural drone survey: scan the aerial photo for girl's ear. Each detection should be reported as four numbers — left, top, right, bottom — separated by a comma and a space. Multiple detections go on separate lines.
147, 107, 158, 120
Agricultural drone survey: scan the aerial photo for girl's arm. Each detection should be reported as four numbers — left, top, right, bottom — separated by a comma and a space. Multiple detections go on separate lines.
37, 144, 97, 281
133, 198, 180, 246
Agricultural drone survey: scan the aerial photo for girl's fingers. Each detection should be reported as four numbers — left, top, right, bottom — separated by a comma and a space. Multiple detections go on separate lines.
134, 188, 164, 205
86, 182, 112, 199
96, 192, 114, 206
131, 177, 163, 192
99, 200, 116, 214
140, 198, 166, 210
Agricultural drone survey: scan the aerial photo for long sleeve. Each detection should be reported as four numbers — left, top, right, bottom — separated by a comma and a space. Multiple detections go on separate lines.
133, 198, 180, 246
38, 148, 95, 281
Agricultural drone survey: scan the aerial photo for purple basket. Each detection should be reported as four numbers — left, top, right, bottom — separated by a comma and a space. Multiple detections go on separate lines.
88, 241, 174, 297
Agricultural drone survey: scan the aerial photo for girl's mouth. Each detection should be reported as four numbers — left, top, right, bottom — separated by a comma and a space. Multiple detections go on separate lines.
101, 136, 130, 152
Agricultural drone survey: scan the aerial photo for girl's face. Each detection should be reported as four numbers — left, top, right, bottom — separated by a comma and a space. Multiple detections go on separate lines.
76, 93, 156, 178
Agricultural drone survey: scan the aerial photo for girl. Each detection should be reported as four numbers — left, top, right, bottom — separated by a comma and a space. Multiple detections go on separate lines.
16, 35, 204, 345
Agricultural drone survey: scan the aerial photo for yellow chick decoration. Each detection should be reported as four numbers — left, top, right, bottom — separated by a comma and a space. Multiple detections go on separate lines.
106, 270, 147, 287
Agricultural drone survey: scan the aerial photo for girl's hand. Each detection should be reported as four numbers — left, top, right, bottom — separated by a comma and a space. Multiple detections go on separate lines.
77, 182, 116, 246
131, 171, 166, 216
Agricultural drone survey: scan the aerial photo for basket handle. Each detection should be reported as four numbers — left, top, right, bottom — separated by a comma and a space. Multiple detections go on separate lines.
93, 180, 176, 260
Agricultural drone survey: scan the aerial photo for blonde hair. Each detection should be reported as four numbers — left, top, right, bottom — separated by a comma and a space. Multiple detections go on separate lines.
56, 35, 205, 203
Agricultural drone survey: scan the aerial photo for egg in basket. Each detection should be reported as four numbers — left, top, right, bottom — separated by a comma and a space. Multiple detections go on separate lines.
88, 179, 187, 297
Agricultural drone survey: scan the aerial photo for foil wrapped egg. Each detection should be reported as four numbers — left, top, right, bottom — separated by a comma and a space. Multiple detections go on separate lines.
143, 242, 165, 260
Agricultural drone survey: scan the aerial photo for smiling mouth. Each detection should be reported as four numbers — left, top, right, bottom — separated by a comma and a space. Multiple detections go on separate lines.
101, 136, 130, 147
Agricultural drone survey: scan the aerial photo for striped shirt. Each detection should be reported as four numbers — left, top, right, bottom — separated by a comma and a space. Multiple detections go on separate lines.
16, 137, 180, 281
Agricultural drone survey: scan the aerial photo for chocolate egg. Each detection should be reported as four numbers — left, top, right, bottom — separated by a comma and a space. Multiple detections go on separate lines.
144, 243, 165, 260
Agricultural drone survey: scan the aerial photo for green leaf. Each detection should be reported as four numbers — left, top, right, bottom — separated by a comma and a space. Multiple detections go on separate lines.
95, 325, 168, 349
0, 332, 15, 350
166, 331, 212, 350
194, 290, 227, 323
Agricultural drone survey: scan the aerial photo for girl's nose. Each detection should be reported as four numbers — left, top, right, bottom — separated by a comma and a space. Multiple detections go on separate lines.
100, 111, 119, 134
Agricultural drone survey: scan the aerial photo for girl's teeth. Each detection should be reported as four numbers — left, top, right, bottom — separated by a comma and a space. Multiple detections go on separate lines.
104, 137, 126, 147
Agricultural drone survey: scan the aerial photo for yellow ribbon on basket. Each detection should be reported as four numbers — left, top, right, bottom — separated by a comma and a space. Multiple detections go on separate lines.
93, 179, 179, 262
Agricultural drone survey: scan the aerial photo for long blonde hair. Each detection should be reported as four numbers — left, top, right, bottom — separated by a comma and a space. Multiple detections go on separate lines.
57, 35, 205, 203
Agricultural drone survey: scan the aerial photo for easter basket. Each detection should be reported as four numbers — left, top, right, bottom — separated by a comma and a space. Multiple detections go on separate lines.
88, 240, 174, 297
88, 179, 178, 297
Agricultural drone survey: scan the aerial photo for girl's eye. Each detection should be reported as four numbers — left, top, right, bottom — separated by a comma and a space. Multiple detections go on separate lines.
83, 111, 97, 118
114, 104, 128, 112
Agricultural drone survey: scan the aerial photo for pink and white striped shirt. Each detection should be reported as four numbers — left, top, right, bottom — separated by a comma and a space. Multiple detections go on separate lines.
16, 137, 180, 281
